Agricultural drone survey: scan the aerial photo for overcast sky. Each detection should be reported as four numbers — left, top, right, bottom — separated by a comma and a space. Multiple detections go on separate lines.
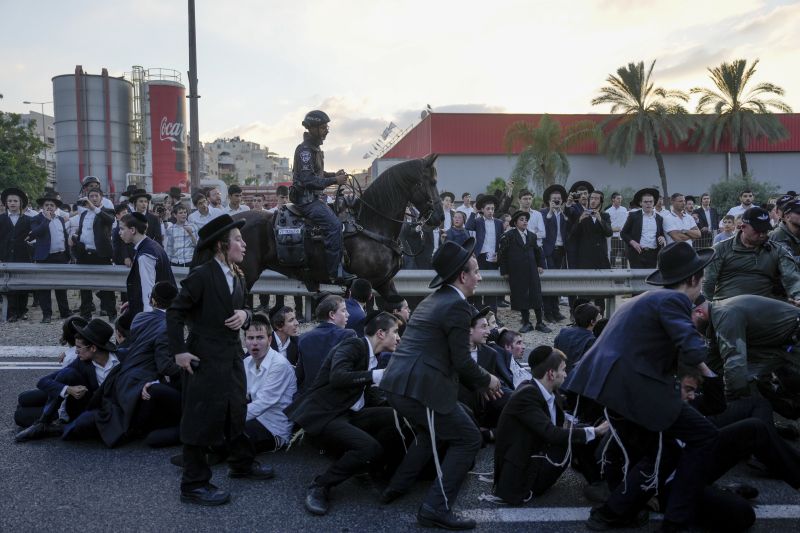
2, 0, 799, 171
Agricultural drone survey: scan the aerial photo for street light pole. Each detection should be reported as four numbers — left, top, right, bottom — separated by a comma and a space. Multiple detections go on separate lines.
187, 0, 201, 191
22, 100, 53, 180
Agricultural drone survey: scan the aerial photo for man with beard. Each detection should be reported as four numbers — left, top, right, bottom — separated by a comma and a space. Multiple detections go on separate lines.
771, 199, 800, 261
703, 206, 800, 302
726, 189, 756, 219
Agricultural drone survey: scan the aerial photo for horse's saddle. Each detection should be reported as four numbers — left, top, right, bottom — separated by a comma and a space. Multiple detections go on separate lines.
272, 204, 359, 268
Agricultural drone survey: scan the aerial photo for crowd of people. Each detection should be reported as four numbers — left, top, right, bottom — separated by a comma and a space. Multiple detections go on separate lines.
3, 110, 800, 531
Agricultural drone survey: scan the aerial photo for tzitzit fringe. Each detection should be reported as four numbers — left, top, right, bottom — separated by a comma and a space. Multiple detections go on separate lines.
530, 395, 581, 467
426, 407, 449, 511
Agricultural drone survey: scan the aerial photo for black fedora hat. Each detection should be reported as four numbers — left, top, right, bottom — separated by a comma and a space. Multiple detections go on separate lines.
470, 305, 491, 323
429, 237, 476, 288
439, 191, 455, 202
510, 210, 529, 225
2, 187, 29, 209
568, 180, 595, 194
168, 186, 183, 200
542, 184, 568, 205
196, 213, 246, 251
35, 191, 63, 208
128, 188, 152, 202
645, 242, 715, 286
633, 187, 660, 208
71, 318, 116, 352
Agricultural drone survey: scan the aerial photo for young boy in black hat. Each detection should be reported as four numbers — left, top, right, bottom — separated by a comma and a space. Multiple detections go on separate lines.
1, 187, 33, 321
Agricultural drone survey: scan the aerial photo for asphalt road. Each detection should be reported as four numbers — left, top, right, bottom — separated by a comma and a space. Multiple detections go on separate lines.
2, 360, 800, 532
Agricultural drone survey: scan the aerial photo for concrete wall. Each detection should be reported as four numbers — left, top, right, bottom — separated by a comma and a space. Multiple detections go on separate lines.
375, 152, 799, 199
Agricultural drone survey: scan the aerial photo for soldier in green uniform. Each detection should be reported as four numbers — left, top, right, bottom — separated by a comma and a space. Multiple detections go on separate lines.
703, 206, 800, 302
771, 199, 800, 262
693, 293, 800, 399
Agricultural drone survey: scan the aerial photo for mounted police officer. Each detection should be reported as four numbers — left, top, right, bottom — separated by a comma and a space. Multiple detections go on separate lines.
291, 110, 354, 285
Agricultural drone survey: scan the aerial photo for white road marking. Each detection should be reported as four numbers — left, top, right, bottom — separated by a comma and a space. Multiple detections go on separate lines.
0, 346, 62, 358
462, 505, 800, 523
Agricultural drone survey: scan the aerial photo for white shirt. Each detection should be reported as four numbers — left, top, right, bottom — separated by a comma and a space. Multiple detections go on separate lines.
517, 228, 527, 244
244, 349, 297, 445
533, 378, 595, 442
526, 209, 546, 246
134, 239, 157, 313
726, 204, 749, 219
214, 258, 235, 294
272, 331, 292, 361
470, 347, 479, 363
59, 353, 120, 398
456, 204, 474, 218
77, 197, 114, 212
480, 218, 497, 259
225, 204, 250, 215
79, 207, 100, 250
164, 222, 197, 265
188, 206, 224, 230
351, 339, 384, 412
605, 205, 629, 237
701, 207, 713, 228
640, 212, 658, 249
447, 284, 466, 300
48, 217, 66, 254
662, 210, 698, 246
8, 212, 20, 225
509, 358, 531, 389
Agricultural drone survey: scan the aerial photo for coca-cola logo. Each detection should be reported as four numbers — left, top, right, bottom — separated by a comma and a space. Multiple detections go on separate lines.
160, 116, 185, 144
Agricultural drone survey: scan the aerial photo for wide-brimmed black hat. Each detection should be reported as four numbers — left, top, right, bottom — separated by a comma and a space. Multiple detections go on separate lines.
542, 184, 568, 205
128, 188, 152, 202
2, 187, 29, 209
439, 191, 455, 202
645, 242, 715, 286
72, 318, 116, 352
35, 191, 63, 208
475, 195, 497, 211
568, 180, 594, 194
510, 210, 530, 225
470, 305, 491, 323
168, 186, 183, 200
152, 280, 178, 303
196, 213, 246, 251
632, 188, 660, 208
429, 236, 476, 288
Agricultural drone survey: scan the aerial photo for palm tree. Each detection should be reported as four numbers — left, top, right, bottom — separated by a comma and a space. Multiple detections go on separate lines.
503, 114, 596, 193
690, 59, 792, 176
592, 60, 691, 198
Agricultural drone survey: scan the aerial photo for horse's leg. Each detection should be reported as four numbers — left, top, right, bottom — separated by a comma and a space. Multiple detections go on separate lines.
375, 279, 398, 300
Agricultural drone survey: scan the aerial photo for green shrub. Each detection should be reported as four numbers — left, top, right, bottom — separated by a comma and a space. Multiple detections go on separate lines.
708, 175, 780, 213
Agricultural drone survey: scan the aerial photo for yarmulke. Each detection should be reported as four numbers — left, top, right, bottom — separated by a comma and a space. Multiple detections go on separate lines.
152, 281, 178, 302
528, 345, 553, 369
130, 212, 148, 224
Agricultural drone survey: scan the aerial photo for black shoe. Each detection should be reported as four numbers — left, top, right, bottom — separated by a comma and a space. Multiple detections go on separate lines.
554, 313, 567, 321
659, 520, 689, 533
582, 481, 610, 503
7, 315, 18, 323
180, 485, 231, 506
15, 421, 62, 443
379, 488, 405, 505
169, 453, 183, 467
60, 312, 74, 319
330, 274, 357, 286
41, 316, 52, 324
417, 504, 476, 530
721, 482, 759, 500
228, 461, 275, 480
304, 484, 330, 515
586, 505, 649, 531
534, 322, 552, 333
519, 322, 534, 333
543, 314, 555, 323
497, 300, 510, 308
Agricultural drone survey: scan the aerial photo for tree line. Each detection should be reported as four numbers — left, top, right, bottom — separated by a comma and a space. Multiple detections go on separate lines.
505, 59, 792, 198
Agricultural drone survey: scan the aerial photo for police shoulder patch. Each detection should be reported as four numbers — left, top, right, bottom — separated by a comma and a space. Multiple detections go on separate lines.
300, 151, 312, 164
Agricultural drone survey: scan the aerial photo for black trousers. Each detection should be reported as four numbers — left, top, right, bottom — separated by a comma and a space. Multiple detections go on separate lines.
78, 252, 116, 318
244, 419, 281, 454
627, 247, 658, 269
15, 389, 48, 427
542, 247, 565, 318
606, 403, 718, 525
314, 407, 398, 488
36, 252, 71, 318
181, 414, 255, 491
386, 393, 481, 513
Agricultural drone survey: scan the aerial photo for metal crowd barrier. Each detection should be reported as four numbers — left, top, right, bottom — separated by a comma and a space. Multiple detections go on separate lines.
1, 263, 656, 322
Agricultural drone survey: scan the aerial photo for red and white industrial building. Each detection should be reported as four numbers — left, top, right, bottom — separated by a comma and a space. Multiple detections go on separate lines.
374, 113, 800, 198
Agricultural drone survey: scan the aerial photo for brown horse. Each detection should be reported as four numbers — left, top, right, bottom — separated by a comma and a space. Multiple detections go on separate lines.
235, 153, 443, 299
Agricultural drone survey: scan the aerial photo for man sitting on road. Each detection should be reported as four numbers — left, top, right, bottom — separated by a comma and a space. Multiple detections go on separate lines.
269, 305, 301, 366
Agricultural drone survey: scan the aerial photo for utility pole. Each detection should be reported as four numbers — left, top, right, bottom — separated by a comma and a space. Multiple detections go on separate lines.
188, 0, 201, 191
23, 100, 53, 180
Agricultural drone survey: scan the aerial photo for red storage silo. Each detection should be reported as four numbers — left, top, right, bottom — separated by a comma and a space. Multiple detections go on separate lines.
145, 80, 189, 193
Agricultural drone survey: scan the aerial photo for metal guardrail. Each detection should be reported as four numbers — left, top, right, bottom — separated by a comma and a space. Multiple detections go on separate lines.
0, 263, 655, 320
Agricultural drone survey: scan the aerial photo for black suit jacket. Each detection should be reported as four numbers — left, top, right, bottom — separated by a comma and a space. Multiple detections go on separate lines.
695, 207, 719, 231
29, 213, 69, 261
493, 382, 588, 504
76, 207, 116, 259
380, 285, 490, 413
620, 210, 665, 249
0, 212, 32, 262
285, 337, 382, 435
271, 333, 300, 366
145, 212, 163, 244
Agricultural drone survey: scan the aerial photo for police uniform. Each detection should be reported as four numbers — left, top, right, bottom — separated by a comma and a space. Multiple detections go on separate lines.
702, 230, 800, 301
292, 132, 342, 280
770, 221, 800, 262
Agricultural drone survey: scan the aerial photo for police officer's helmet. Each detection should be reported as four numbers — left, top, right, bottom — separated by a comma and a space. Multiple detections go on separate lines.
302, 110, 330, 128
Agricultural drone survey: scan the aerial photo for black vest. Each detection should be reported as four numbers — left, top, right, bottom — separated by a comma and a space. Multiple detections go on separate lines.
126, 237, 176, 317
